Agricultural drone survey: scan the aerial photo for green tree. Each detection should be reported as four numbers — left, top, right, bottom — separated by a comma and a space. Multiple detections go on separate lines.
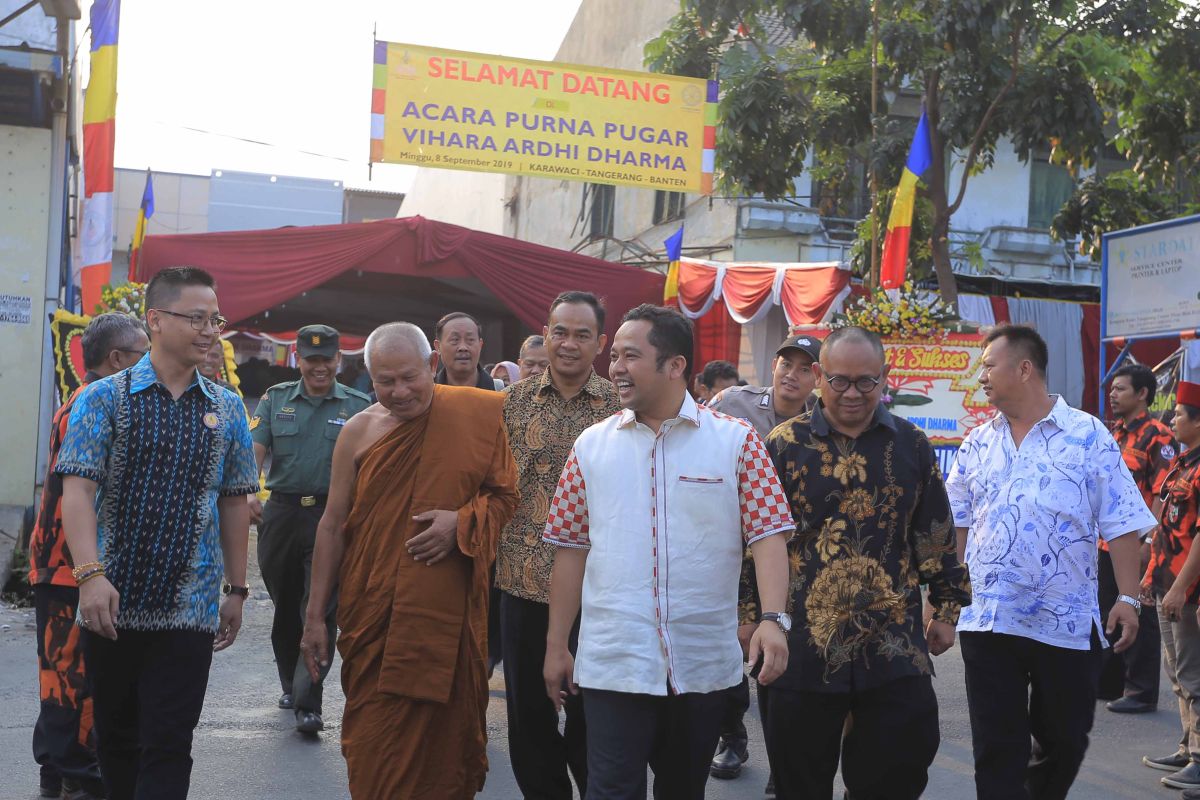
646, 1, 1200, 307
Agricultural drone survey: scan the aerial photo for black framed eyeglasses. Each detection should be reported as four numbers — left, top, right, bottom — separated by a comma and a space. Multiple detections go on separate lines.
116, 348, 149, 357
151, 309, 228, 332
825, 374, 883, 393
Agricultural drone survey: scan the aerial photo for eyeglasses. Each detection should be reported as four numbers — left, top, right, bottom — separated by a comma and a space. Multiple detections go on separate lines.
151, 309, 228, 332
116, 348, 149, 357
825, 374, 883, 394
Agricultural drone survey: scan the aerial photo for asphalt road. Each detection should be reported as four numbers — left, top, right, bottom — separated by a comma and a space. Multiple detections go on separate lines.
0, 533, 1190, 799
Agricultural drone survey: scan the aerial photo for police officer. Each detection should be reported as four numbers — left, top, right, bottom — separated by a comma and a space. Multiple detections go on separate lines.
706, 334, 820, 790
248, 324, 371, 734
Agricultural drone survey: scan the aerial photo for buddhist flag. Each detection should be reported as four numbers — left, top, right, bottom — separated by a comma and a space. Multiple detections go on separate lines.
128, 169, 154, 282
78, 0, 120, 311
880, 110, 933, 289
663, 226, 684, 304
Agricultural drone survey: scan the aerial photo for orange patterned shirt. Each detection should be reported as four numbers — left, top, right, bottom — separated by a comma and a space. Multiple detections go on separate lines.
1146, 448, 1200, 602
28, 383, 88, 586
1104, 413, 1175, 551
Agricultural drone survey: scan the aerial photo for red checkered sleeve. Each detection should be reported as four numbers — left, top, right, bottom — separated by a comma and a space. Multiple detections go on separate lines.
542, 448, 591, 548
738, 430, 794, 544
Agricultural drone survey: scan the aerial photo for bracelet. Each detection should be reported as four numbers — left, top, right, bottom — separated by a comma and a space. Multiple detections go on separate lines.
71, 561, 104, 580
75, 569, 106, 586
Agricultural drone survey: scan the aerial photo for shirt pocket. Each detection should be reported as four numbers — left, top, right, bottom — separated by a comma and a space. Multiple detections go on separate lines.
323, 419, 345, 441
271, 419, 300, 456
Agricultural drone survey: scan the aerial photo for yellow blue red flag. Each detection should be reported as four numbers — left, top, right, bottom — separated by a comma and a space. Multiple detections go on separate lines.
880, 110, 933, 289
663, 226, 684, 304
128, 169, 154, 282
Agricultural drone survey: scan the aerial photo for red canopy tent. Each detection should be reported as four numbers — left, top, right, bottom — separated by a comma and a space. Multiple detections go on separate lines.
140, 216, 666, 362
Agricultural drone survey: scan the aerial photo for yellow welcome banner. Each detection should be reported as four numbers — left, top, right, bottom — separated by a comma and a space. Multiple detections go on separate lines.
370, 42, 717, 194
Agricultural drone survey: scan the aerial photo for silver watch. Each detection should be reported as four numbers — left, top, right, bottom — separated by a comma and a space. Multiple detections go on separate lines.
1116, 594, 1142, 613
761, 612, 792, 633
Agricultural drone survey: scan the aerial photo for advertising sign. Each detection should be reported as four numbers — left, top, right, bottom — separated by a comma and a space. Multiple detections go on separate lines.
370, 42, 717, 193
1102, 214, 1200, 340
882, 334, 991, 475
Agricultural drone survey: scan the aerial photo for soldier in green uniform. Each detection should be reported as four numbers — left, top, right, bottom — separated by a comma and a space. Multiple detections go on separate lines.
248, 324, 371, 734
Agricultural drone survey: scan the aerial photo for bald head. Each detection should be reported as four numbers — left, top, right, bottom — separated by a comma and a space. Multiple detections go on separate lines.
364, 322, 432, 371
821, 326, 885, 366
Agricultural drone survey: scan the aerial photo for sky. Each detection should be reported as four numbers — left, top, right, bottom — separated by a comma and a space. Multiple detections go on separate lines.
107, 0, 585, 194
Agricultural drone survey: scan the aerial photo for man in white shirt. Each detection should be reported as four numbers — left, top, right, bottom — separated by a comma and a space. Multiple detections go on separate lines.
946, 324, 1157, 800
542, 304, 793, 800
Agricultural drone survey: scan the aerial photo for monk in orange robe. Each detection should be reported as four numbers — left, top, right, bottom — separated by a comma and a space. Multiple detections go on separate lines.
301, 321, 519, 799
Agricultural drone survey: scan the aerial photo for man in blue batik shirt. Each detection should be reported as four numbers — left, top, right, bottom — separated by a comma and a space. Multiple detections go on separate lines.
58, 267, 259, 800
946, 324, 1157, 800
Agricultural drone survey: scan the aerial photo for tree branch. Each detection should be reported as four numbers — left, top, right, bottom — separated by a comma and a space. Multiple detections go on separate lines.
947, 19, 1023, 217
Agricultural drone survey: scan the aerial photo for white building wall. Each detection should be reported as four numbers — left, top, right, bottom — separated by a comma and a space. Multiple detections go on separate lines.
400, 169, 506, 233
947, 139, 1032, 231
0, 125, 52, 506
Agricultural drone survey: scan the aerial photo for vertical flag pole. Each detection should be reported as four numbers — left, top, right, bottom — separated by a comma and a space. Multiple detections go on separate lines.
868, 0, 880, 289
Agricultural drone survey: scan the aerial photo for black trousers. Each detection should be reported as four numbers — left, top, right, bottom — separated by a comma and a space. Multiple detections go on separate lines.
765, 675, 938, 800
84, 629, 214, 800
583, 687, 725, 800
32, 584, 102, 788
500, 592, 586, 799
1096, 547, 1160, 703
258, 499, 337, 713
718, 675, 750, 742
960, 630, 1103, 800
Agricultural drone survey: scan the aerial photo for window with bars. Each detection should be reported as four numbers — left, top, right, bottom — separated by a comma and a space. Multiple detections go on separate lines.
653, 191, 686, 225
589, 183, 615, 239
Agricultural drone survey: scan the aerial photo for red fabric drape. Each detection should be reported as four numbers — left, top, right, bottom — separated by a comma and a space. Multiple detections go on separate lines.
692, 299, 741, 373
780, 268, 851, 324
678, 259, 720, 313
678, 259, 850, 325
989, 296, 1011, 324
720, 267, 777, 321
1080, 303, 1101, 416
141, 217, 665, 351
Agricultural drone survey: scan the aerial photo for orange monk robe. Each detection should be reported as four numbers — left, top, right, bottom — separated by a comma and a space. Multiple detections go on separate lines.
337, 385, 519, 799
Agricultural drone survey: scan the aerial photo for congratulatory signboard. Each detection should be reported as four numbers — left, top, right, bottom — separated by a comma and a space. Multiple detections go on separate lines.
369, 42, 717, 193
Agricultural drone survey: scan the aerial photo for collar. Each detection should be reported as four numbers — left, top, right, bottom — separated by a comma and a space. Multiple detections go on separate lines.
128, 354, 217, 402
617, 390, 701, 430
1114, 411, 1150, 433
436, 364, 495, 390
1181, 444, 1200, 469
286, 379, 348, 403
809, 399, 895, 437
989, 395, 1069, 432
535, 367, 604, 400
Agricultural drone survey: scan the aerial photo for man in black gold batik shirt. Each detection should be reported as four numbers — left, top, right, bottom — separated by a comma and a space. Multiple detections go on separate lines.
760, 326, 971, 800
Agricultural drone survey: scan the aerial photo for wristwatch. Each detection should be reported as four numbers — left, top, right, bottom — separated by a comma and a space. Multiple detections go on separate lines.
761, 611, 793, 633
222, 583, 250, 598
1117, 594, 1142, 613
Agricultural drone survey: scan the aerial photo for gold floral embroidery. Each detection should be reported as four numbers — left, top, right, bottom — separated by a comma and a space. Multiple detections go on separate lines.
838, 487, 876, 521
833, 452, 868, 485
806, 554, 907, 655
816, 518, 847, 562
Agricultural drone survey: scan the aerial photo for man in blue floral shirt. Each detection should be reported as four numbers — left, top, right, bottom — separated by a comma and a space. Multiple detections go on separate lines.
58, 267, 259, 800
947, 324, 1156, 800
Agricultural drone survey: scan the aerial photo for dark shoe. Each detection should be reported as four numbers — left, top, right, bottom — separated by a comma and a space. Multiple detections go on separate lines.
39, 773, 61, 799
1107, 695, 1156, 714
278, 692, 294, 709
295, 710, 325, 734
61, 777, 106, 800
1182, 788, 1200, 800
1145, 749, 1191, 771
710, 736, 749, 779
765, 772, 775, 797
1163, 761, 1200, 789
